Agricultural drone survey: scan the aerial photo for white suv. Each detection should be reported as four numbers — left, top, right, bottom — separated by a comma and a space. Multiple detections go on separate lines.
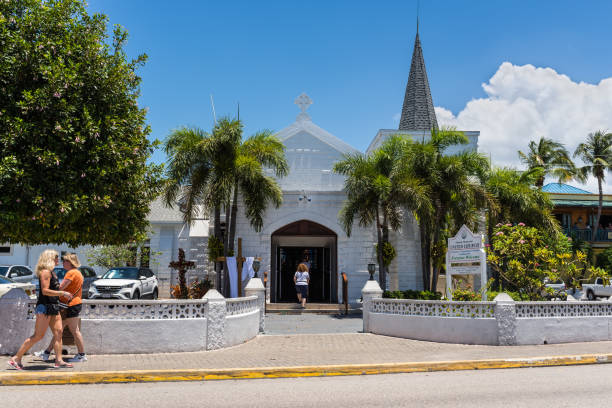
89, 267, 158, 300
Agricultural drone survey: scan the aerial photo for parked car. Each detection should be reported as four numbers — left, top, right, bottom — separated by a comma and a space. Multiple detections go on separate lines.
582, 277, 612, 300
0, 275, 36, 299
88, 267, 158, 300
0, 265, 35, 284
543, 278, 566, 299
31, 266, 98, 298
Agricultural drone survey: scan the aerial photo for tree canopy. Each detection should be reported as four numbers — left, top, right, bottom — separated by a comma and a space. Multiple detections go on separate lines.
0, 0, 162, 246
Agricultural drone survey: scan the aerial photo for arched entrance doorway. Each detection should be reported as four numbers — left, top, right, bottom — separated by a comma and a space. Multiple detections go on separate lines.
271, 220, 337, 303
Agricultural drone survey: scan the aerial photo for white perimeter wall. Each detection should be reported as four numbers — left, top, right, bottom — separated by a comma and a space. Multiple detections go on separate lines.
225, 310, 260, 347
369, 314, 498, 345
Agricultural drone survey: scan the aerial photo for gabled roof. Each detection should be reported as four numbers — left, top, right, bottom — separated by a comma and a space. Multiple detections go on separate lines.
399, 32, 438, 132
542, 183, 592, 194
147, 196, 183, 223
274, 113, 358, 156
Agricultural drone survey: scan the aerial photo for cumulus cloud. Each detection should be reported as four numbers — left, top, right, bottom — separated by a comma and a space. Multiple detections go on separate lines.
436, 62, 612, 193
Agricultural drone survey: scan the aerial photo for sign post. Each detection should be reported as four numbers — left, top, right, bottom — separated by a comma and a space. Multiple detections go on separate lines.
445, 225, 487, 301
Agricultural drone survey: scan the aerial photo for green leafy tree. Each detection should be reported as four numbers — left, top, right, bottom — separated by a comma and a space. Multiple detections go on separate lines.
574, 130, 612, 242
518, 137, 579, 188
0, 0, 162, 246
334, 135, 431, 289
86, 243, 160, 271
488, 223, 606, 299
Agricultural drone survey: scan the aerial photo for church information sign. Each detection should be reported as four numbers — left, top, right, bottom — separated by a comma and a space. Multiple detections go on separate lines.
445, 225, 487, 300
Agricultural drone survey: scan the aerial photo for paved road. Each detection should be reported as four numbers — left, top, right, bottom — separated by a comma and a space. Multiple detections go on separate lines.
264, 313, 363, 334
4, 364, 612, 407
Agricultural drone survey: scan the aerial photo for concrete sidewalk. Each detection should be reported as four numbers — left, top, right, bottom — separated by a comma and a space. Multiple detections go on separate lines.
2, 334, 612, 385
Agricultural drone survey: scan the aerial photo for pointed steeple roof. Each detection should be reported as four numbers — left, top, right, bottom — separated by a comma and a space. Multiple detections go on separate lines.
399, 32, 438, 131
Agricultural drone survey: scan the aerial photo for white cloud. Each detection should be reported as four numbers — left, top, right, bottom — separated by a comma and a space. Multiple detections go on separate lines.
436, 62, 612, 193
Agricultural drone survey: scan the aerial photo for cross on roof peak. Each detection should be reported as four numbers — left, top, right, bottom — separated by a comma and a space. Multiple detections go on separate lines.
295, 93, 312, 113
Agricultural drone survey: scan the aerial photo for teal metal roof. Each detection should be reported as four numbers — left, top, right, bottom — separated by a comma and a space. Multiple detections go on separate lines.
542, 183, 592, 194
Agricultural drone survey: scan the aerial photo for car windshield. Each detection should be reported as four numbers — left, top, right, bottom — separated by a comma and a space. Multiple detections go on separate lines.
0, 275, 15, 284
52, 267, 67, 280
0, 266, 8, 276
101, 268, 139, 280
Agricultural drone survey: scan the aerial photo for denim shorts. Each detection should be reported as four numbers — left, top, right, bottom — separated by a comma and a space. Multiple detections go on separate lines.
295, 285, 308, 298
35, 303, 60, 316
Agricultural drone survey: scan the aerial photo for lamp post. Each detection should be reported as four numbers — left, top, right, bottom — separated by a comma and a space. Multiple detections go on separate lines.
367, 263, 376, 281
252, 259, 261, 278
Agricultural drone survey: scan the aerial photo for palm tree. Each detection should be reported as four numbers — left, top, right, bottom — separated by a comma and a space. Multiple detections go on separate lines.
163, 118, 288, 293
518, 137, 578, 188
404, 128, 490, 292
485, 167, 559, 232
574, 130, 612, 242
334, 135, 431, 289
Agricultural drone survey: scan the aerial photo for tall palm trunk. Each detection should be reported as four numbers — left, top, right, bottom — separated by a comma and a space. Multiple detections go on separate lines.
375, 206, 384, 289
229, 184, 239, 253
420, 224, 431, 291
381, 212, 389, 291
594, 176, 603, 242
214, 206, 221, 289
224, 201, 231, 256
430, 203, 444, 293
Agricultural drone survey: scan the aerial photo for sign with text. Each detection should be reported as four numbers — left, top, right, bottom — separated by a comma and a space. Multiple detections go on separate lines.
445, 225, 487, 300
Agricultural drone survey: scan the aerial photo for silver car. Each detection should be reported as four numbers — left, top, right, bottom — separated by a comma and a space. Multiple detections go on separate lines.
31, 266, 98, 298
0, 265, 35, 284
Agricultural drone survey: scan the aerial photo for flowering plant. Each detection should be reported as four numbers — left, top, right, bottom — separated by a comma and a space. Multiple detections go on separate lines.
488, 223, 609, 299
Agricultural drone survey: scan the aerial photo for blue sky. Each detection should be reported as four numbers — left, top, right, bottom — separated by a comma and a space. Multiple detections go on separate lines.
88, 0, 612, 189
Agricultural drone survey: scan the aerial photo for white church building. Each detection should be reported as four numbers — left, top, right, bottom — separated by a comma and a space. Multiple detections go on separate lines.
1, 31, 478, 302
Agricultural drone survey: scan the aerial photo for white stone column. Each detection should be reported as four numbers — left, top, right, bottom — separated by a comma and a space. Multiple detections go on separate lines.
494, 293, 517, 346
361, 280, 383, 333
203, 289, 226, 350
245, 277, 266, 333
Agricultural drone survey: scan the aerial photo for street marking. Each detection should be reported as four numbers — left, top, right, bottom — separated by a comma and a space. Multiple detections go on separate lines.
2, 354, 612, 386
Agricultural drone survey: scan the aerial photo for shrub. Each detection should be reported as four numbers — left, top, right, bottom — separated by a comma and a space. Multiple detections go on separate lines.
382, 290, 442, 300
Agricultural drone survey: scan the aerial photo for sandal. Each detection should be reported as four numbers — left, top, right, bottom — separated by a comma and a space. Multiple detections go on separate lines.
54, 362, 73, 368
7, 360, 23, 370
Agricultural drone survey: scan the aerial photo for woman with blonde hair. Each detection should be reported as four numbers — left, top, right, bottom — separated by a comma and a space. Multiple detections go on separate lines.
293, 262, 310, 309
8, 250, 74, 370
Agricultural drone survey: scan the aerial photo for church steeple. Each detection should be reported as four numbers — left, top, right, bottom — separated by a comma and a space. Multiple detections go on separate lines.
399, 31, 438, 132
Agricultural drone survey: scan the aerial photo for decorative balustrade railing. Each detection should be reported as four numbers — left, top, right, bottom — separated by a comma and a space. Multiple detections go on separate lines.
26, 299, 208, 320
226, 296, 259, 316
369, 299, 496, 318
515, 301, 612, 318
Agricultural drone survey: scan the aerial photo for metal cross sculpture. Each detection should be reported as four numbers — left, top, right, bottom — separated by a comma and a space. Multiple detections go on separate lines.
169, 248, 195, 298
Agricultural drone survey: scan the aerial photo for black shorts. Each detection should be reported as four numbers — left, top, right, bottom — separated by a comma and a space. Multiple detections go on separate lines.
64, 304, 82, 319
296, 285, 308, 298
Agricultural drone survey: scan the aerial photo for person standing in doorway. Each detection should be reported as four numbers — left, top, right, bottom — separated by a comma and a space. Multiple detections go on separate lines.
35, 253, 87, 363
8, 250, 73, 369
294, 263, 310, 309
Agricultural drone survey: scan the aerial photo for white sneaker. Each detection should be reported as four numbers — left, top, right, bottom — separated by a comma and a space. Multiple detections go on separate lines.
67, 354, 87, 363
34, 350, 51, 361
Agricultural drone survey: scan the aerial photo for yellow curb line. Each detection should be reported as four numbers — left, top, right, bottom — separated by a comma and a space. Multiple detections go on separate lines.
2, 353, 611, 386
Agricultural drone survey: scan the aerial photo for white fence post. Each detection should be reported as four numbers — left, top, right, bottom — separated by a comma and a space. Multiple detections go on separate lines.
0, 289, 31, 355
361, 280, 383, 333
245, 277, 266, 333
494, 293, 517, 345
203, 289, 226, 350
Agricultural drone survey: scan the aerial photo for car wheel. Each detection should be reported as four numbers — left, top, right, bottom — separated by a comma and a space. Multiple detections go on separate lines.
132, 290, 140, 300
152, 288, 158, 300
587, 290, 596, 301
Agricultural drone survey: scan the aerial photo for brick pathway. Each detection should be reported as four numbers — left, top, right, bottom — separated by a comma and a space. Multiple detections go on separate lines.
3, 334, 612, 373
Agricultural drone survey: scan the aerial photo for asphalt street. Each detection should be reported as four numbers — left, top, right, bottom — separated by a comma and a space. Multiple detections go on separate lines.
4, 364, 612, 407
